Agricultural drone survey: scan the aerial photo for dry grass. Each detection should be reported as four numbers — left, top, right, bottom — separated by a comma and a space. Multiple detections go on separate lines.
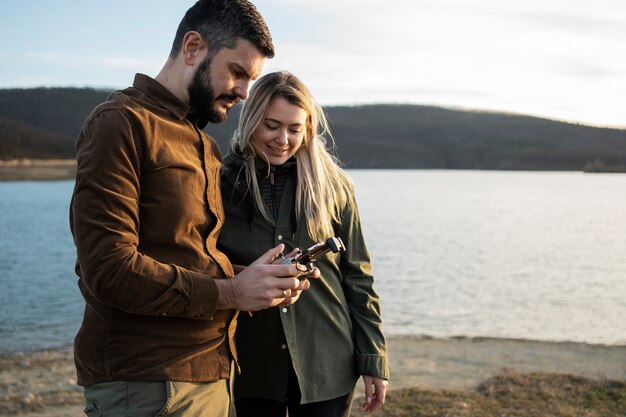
2, 360, 624, 416
351, 371, 626, 417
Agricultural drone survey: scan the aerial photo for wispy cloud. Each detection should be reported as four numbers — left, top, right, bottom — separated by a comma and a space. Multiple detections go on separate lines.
95, 57, 159, 71
23, 52, 65, 62
1, 0, 624, 127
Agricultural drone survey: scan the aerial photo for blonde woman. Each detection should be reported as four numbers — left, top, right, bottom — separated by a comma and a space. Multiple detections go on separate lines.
218, 71, 389, 417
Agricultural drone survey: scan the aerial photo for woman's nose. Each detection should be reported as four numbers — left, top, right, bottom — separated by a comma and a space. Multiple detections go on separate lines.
275, 129, 288, 144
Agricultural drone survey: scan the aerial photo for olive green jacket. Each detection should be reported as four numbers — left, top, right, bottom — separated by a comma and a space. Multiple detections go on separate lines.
218, 151, 389, 404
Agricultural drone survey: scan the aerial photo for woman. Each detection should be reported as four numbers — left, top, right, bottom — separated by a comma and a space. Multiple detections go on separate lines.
218, 71, 389, 417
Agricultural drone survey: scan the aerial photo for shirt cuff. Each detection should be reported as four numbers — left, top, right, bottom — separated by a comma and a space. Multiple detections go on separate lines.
232, 264, 246, 274
356, 353, 390, 380
187, 269, 219, 319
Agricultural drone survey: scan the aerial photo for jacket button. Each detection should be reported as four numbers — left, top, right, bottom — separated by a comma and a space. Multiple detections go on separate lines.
277, 234, 283, 240
281, 344, 287, 350
282, 307, 288, 313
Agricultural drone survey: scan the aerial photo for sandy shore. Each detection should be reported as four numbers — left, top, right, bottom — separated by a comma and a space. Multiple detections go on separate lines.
1, 336, 625, 416
0, 159, 76, 181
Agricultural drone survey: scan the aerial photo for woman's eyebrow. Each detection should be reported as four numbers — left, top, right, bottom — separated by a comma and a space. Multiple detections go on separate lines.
264, 117, 304, 126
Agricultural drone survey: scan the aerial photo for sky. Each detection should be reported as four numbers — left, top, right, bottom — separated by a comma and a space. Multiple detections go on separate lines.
1, 0, 625, 128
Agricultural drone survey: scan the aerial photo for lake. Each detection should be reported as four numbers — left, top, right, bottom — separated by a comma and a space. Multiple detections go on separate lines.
1, 170, 625, 353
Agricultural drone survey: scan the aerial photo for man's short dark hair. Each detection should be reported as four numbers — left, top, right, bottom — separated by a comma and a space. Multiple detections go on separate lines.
170, 0, 274, 59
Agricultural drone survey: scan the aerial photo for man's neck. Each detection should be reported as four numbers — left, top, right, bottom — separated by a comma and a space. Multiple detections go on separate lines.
155, 59, 191, 105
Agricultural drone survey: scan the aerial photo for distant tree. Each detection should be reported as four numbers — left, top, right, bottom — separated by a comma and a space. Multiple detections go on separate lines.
0, 116, 74, 159
2, 88, 626, 170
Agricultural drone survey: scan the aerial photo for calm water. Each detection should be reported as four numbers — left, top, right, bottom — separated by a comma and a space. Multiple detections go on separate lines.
1, 171, 625, 353
0, 180, 79, 352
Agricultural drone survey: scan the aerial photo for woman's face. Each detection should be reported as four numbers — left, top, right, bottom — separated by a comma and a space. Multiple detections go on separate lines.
251, 96, 307, 166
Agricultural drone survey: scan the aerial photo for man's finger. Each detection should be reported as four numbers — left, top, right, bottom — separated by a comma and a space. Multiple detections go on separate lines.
251, 244, 285, 266
297, 279, 311, 291
283, 247, 301, 259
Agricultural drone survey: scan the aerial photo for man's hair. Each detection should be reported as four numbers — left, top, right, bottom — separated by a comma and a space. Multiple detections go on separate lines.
170, 0, 274, 59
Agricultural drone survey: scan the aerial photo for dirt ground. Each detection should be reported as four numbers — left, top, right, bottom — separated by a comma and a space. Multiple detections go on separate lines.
1, 336, 625, 416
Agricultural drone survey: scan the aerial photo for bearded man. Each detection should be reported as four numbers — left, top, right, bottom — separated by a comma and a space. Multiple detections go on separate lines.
70, 1, 313, 415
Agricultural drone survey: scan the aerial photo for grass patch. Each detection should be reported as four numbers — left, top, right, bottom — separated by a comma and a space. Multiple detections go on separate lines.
351, 371, 626, 417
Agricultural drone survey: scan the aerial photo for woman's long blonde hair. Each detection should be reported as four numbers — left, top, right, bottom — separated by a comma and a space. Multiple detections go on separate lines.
231, 71, 353, 241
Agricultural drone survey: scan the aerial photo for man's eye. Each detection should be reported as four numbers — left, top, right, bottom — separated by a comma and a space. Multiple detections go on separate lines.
232, 69, 245, 78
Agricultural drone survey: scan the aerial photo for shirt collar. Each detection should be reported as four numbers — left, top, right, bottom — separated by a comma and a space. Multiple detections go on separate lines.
132, 73, 191, 120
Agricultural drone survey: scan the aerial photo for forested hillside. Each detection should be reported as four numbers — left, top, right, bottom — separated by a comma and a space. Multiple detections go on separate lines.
0, 88, 109, 160
2, 87, 626, 171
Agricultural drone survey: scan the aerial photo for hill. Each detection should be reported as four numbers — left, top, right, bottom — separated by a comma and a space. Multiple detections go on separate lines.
0, 88, 109, 160
1, 87, 626, 171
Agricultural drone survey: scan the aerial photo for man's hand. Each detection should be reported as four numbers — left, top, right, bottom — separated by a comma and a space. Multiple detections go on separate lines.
275, 247, 321, 306
215, 244, 315, 311
362, 375, 388, 413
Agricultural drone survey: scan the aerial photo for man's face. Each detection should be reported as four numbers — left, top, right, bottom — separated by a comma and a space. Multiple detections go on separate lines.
188, 38, 265, 126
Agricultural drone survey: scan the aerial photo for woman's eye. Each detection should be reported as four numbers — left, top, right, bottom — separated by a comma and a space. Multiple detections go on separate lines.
289, 129, 302, 134
265, 124, 278, 130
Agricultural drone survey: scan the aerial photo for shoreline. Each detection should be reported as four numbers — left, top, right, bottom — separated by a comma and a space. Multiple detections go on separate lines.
384, 335, 626, 390
1, 335, 625, 416
0, 159, 76, 181
3, 159, 626, 182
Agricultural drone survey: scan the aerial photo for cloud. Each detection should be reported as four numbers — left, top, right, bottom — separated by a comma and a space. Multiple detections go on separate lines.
23, 52, 65, 62
1, 0, 624, 127
260, 0, 626, 127
95, 57, 158, 71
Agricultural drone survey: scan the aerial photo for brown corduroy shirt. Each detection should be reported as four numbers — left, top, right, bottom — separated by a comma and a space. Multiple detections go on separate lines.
70, 74, 236, 387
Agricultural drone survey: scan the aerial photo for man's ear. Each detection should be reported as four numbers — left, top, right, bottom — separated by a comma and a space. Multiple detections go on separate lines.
181, 31, 208, 65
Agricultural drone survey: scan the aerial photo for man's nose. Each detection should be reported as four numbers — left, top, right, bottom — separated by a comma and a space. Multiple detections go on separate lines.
234, 79, 251, 101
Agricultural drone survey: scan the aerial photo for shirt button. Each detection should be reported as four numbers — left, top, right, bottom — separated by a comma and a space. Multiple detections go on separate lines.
277, 234, 283, 240
281, 344, 287, 350
282, 307, 288, 313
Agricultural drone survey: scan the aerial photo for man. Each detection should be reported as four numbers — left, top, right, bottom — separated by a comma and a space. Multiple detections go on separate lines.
69, 1, 312, 415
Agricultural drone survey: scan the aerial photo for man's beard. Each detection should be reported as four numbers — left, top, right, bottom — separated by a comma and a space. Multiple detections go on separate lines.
187, 56, 239, 127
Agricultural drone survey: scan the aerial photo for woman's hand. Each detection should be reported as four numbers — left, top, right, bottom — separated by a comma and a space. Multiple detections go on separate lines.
362, 375, 388, 413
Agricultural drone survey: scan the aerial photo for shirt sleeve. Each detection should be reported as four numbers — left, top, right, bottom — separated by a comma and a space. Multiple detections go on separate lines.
337, 193, 391, 380
70, 107, 219, 320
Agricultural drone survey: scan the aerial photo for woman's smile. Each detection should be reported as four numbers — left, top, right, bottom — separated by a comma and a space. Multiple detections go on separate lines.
252, 96, 307, 166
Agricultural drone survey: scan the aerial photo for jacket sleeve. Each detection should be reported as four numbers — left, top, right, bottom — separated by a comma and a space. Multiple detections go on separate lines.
337, 193, 390, 380
70, 107, 219, 320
